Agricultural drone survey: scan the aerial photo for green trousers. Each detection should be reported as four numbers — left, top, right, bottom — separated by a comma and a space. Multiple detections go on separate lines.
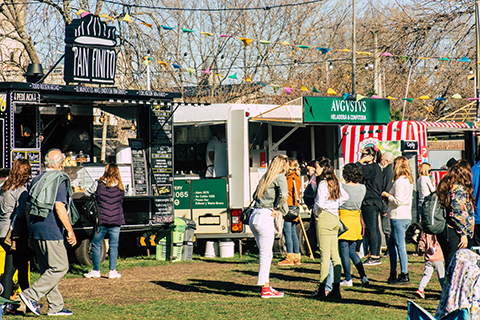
316, 210, 342, 284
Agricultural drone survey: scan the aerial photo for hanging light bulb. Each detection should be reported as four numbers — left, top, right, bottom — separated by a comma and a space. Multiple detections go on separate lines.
434, 66, 438, 72
130, 120, 136, 131
99, 112, 105, 123
67, 111, 72, 121
329, 61, 333, 70
220, 54, 225, 60
469, 67, 474, 75
184, 52, 188, 57
364, 63, 369, 70
294, 59, 298, 66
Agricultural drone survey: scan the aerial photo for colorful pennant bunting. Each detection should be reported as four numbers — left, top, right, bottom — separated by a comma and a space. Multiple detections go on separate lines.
284, 87, 294, 95
327, 88, 337, 95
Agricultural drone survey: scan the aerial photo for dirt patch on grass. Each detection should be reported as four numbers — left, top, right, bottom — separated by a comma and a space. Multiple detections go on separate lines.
60, 261, 245, 305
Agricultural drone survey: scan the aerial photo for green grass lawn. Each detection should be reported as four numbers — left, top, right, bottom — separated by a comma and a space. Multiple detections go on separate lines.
13, 245, 441, 319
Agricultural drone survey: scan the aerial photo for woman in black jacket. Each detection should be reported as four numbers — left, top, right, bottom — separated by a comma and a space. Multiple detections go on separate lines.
84, 163, 125, 279
357, 146, 383, 266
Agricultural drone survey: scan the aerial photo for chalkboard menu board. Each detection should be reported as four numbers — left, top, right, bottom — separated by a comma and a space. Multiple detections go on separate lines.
128, 139, 148, 195
11, 148, 41, 177
149, 104, 174, 222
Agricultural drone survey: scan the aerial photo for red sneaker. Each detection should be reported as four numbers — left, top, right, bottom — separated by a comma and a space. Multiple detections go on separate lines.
261, 286, 284, 298
416, 289, 425, 299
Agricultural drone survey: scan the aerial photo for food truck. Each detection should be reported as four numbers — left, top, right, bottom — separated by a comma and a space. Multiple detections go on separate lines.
0, 14, 181, 265
173, 95, 392, 254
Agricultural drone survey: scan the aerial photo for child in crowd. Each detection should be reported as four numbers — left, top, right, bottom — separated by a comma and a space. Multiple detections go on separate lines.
416, 232, 445, 299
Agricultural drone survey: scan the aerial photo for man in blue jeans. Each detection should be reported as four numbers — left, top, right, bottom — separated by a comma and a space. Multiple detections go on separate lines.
20, 149, 77, 316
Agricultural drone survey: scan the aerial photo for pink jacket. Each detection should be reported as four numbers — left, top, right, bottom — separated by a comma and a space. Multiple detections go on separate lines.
418, 233, 444, 262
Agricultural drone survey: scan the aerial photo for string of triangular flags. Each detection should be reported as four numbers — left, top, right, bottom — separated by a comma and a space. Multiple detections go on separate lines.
78, 11, 479, 102
85, 9, 480, 64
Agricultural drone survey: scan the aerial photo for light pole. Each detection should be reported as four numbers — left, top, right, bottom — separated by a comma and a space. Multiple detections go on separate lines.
352, 0, 356, 95
476, 1, 480, 121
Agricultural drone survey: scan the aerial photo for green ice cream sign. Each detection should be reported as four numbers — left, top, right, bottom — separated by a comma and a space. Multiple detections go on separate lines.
303, 96, 390, 124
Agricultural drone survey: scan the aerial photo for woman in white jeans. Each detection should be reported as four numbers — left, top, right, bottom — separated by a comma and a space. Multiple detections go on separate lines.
249, 155, 289, 298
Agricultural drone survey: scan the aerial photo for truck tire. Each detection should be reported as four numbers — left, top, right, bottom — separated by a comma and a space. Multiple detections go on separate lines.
273, 236, 286, 255
297, 221, 316, 256
75, 238, 106, 266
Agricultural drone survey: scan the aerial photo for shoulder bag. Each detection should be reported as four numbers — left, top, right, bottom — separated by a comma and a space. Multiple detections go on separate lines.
284, 177, 300, 221
240, 199, 255, 225
83, 181, 101, 233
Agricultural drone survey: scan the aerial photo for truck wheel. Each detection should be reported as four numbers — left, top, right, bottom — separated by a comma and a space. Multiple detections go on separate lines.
273, 236, 286, 255
75, 238, 106, 266
297, 221, 315, 256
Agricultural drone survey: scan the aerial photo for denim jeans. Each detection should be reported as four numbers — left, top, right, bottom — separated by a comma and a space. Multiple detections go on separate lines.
283, 220, 299, 254
389, 219, 411, 274
339, 240, 366, 281
249, 208, 275, 286
92, 226, 121, 271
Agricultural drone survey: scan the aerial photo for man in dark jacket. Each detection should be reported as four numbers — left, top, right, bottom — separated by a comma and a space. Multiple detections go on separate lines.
381, 152, 395, 258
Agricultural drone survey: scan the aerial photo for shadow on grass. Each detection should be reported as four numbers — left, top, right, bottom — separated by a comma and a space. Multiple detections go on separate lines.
233, 269, 314, 283
151, 279, 259, 297
192, 257, 256, 264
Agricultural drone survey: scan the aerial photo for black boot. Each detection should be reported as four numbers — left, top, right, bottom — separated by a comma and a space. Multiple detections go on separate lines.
387, 271, 397, 284
392, 272, 410, 285
326, 283, 342, 300
311, 283, 326, 299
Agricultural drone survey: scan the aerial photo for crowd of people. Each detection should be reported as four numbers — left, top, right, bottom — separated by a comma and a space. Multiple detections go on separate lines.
0, 145, 477, 312
0, 149, 125, 316
249, 148, 477, 301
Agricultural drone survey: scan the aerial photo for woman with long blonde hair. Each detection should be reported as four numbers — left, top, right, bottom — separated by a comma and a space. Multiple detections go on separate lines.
250, 155, 289, 298
278, 159, 302, 266
382, 156, 413, 285
417, 163, 435, 208
84, 163, 125, 279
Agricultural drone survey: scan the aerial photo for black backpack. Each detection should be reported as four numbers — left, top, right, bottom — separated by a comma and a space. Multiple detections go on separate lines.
82, 189, 101, 233
420, 192, 446, 235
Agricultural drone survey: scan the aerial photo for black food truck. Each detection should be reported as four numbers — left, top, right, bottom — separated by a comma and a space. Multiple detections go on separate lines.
0, 14, 180, 265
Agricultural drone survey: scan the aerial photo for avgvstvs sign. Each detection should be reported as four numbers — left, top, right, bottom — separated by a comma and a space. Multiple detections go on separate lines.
64, 14, 117, 85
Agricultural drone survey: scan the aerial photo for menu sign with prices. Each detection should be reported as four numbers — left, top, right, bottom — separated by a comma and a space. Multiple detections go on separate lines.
149, 104, 174, 222
128, 139, 148, 196
11, 149, 41, 177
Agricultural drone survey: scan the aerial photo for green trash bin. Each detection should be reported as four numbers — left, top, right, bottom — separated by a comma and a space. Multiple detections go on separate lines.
156, 217, 186, 262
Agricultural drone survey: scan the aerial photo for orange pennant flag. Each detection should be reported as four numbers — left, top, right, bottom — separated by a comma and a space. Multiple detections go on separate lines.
239, 37, 253, 47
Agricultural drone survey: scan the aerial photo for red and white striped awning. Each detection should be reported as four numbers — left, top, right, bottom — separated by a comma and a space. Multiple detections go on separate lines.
342, 121, 478, 166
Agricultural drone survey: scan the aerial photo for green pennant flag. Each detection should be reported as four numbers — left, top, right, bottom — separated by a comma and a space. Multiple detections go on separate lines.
400, 56, 410, 61
402, 98, 414, 103
312, 86, 321, 93
228, 72, 238, 79
181, 28, 194, 33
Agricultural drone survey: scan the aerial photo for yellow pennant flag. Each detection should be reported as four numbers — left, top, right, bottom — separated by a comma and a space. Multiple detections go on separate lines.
300, 85, 309, 91
356, 94, 365, 101
339, 49, 351, 52
327, 88, 337, 95
239, 37, 253, 47
419, 95, 430, 100
244, 74, 252, 82
158, 61, 169, 69
215, 74, 225, 78
120, 13, 133, 22
281, 41, 290, 45
201, 32, 213, 36
386, 96, 398, 100
141, 22, 153, 28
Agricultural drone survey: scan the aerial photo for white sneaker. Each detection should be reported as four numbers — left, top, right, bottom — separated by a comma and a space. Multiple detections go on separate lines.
361, 276, 370, 286
340, 279, 353, 287
109, 270, 121, 279
84, 270, 101, 278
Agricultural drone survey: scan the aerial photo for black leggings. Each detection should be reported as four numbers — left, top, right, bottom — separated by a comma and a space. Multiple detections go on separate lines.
0, 239, 31, 299
362, 205, 381, 257
437, 226, 461, 269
